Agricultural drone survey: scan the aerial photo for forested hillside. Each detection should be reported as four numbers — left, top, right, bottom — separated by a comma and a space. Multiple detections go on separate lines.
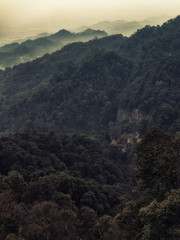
0, 17, 180, 140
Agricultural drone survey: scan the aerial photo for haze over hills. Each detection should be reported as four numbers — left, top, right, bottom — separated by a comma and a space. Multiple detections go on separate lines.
15, 32, 51, 44
140, 15, 171, 26
76, 20, 141, 36
0, 15, 171, 70
0, 29, 107, 69
0, 15, 170, 47
76, 15, 170, 35
0, 30, 51, 47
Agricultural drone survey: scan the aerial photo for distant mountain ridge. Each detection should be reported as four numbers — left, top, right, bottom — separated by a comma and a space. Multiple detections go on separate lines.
0, 28, 107, 68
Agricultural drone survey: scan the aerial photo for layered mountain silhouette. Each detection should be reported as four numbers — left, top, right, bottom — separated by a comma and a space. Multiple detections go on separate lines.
0, 29, 107, 68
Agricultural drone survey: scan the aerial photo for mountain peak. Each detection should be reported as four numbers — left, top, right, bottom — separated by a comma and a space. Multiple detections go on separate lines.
57, 29, 71, 34
82, 28, 96, 34
51, 29, 72, 39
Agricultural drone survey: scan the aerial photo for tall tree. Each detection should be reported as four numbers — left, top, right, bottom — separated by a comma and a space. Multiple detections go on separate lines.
135, 127, 180, 197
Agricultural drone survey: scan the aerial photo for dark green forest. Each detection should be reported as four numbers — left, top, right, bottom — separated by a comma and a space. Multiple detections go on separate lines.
0, 16, 180, 239
0, 128, 179, 240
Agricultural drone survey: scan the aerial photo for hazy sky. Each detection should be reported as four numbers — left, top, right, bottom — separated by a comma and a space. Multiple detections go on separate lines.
0, 0, 180, 37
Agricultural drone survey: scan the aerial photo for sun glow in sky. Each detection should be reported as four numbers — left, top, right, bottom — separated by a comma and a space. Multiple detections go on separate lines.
0, 0, 180, 38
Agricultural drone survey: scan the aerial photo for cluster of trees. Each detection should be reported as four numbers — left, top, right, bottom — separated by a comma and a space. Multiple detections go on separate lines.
0, 131, 130, 184
0, 128, 179, 239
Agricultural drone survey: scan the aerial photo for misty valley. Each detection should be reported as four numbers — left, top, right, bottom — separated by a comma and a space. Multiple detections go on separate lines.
0, 15, 179, 240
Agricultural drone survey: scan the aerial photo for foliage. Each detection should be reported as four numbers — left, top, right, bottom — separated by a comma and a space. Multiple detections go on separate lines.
0, 131, 128, 184
139, 189, 180, 240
